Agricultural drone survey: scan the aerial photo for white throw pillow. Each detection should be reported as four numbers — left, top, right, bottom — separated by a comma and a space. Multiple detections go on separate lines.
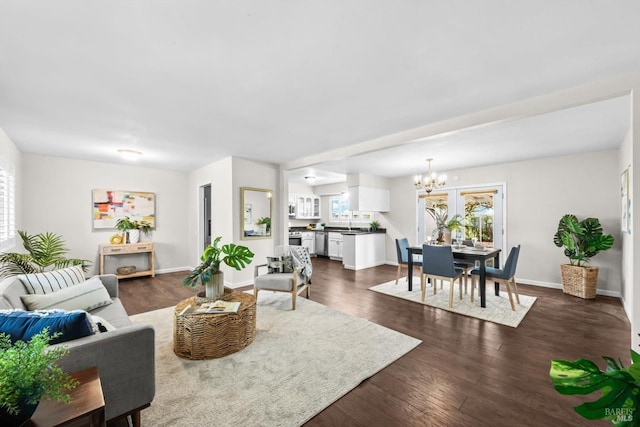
20, 276, 112, 312
18, 266, 85, 294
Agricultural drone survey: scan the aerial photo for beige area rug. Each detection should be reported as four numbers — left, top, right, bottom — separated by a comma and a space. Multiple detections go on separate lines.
130, 293, 421, 427
369, 277, 537, 328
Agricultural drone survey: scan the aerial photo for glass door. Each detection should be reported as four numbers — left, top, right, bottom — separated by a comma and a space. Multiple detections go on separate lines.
417, 185, 505, 256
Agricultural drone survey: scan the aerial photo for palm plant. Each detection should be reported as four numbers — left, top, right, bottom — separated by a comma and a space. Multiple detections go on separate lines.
0, 231, 90, 278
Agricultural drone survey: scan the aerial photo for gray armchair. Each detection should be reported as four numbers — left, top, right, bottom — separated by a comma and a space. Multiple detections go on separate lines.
253, 245, 312, 310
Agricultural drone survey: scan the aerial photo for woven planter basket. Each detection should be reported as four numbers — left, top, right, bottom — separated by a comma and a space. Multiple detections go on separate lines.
560, 264, 599, 299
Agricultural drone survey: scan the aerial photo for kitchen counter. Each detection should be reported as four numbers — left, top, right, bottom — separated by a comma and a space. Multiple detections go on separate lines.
342, 232, 385, 271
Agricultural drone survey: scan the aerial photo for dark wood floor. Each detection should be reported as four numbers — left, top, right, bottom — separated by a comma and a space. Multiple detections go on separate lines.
118, 257, 630, 427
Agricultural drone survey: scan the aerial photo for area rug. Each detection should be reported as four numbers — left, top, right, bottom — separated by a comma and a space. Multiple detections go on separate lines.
369, 278, 537, 328
130, 293, 421, 427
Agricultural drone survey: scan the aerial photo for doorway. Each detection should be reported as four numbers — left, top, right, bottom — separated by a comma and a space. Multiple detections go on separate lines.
417, 184, 505, 256
200, 184, 212, 251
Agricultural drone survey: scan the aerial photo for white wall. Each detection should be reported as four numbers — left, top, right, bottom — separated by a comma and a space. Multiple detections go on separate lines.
620, 128, 634, 319
21, 154, 190, 276
381, 150, 622, 294
232, 157, 279, 285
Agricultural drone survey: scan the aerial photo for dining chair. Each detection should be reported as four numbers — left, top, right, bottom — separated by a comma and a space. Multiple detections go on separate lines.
395, 238, 423, 285
421, 244, 465, 308
471, 244, 521, 310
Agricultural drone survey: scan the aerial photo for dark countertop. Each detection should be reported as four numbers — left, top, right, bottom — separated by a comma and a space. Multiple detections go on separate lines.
289, 226, 386, 234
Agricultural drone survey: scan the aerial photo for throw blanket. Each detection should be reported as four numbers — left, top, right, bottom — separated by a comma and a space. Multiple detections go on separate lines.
290, 246, 313, 280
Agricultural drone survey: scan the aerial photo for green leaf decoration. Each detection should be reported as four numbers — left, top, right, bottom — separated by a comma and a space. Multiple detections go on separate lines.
183, 237, 254, 287
553, 214, 614, 266
550, 350, 640, 425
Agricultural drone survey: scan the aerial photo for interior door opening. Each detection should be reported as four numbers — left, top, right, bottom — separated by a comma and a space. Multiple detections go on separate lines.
200, 184, 212, 251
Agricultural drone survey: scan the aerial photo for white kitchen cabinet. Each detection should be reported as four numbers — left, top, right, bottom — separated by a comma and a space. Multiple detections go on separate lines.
342, 233, 386, 270
294, 194, 321, 219
348, 186, 390, 212
328, 232, 343, 259
301, 232, 315, 255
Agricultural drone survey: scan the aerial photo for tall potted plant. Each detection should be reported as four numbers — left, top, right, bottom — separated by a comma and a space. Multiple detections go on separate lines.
0, 231, 89, 278
553, 214, 614, 299
183, 236, 254, 299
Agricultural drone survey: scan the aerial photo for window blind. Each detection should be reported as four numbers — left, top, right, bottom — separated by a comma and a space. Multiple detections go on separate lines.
0, 159, 16, 250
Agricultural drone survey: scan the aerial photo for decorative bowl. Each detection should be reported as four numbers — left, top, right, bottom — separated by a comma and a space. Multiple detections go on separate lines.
116, 265, 136, 275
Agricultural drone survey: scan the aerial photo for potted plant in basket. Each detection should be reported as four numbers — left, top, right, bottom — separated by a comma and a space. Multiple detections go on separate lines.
553, 214, 614, 299
115, 217, 152, 244
0, 329, 79, 427
183, 236, 254, 300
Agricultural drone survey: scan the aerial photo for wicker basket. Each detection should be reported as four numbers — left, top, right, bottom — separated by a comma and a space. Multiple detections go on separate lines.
173, 292, 256, 360
560, 264, 599, 299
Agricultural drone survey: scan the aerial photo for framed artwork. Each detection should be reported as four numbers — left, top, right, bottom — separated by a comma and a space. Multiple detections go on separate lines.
621, 168, 631, 234
92, 189, 156, 230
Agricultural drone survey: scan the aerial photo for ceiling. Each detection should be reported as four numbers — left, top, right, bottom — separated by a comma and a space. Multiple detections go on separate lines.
0, 2, 638, 184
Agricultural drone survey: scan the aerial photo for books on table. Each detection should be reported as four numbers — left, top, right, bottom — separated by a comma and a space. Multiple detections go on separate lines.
178, 300, 241, 316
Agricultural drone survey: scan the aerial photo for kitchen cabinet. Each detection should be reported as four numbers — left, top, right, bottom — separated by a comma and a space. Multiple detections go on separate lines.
328, 232, 343, 259
301, 231, 315, 255
292, 194, 321, 219
342, 233, 385, 270
348, 186, 390, 212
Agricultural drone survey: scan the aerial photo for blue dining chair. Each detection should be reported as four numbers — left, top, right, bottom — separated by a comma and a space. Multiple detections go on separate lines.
421, 244, 465, 308
471, 245, 521, 310
395, 238, 423, 285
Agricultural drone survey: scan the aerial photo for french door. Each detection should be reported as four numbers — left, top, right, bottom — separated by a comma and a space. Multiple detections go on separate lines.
417, 184, 505, 257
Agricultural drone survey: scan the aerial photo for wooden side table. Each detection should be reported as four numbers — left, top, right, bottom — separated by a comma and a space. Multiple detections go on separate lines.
99, 242, 155, 279
173, 291, 257, 360
28, 366, 105, 427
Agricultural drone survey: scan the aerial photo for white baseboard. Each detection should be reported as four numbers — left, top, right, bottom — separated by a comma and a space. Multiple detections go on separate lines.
515, 278, 621, 298
155, 266, 192, 275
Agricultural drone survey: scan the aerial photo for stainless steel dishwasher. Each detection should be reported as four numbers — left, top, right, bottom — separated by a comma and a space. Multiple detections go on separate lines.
315, 231, 327, 256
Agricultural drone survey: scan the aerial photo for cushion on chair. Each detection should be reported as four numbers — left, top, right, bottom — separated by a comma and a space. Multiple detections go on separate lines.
18, 265, 86, 294
20, 276, 113, 312
470, 266, 507, 279
267, 256, 294, 274
0, 309, 95, 344
254, 273, 294, 291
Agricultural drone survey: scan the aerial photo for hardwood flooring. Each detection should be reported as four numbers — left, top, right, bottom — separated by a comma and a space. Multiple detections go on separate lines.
117, 257, 630, 426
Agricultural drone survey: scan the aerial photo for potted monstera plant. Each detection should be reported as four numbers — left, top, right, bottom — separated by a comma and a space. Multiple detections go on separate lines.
183, 236, 254, 300
553, 214, 614, 299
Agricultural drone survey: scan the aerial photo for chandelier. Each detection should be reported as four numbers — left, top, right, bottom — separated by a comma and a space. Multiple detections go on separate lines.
414, 158, 446, 193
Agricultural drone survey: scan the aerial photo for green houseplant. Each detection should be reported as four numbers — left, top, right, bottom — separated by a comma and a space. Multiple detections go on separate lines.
0, 231, 89, 279
369, 220, 381, 231
0, 329, 79, 426
553, 214, 614, 299
115, 217, 152, 244
183, 236, 254, 299
255, 217, 271, 234
550, 346, 640, 425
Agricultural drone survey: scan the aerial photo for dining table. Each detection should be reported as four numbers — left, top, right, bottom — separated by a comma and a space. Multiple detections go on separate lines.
407, 245, 501, 308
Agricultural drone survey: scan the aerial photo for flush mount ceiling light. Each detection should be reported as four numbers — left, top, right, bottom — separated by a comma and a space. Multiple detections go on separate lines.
414, 158, 446, 194
117, 149, 142, 161
304, 176, 317, 183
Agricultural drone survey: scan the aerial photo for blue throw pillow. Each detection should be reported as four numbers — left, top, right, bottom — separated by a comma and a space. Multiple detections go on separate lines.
0, 309, 95, 344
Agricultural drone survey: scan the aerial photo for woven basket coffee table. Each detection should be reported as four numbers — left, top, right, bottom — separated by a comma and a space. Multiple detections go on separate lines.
173, 291, 256, 360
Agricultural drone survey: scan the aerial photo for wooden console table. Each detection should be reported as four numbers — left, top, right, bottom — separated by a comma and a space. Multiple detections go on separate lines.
99, 242, 155, 279
28, 366, 105, 427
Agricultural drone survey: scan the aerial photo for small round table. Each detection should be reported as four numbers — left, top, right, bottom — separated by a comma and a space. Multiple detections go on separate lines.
173, 290, 256, 360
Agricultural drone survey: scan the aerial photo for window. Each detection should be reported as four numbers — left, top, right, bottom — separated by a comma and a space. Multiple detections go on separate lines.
0, 159, 16, 250
330, 196, 374, 224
